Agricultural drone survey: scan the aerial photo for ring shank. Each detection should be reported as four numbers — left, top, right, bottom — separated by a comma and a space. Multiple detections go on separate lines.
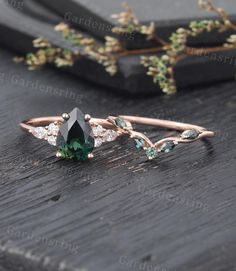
20, 117, 63, 132
120, 116, 207, 132
20, 115, 215, 137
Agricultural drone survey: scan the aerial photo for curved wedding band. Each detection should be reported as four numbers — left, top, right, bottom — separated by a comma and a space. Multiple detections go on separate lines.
20, 107, 215, 161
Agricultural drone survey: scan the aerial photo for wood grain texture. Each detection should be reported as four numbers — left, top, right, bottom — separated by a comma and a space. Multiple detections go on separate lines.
0, 48, 236, 271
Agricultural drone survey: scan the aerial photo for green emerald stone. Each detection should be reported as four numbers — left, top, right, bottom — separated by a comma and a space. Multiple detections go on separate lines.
146, 147, 158, 160
57, 108, 94, 161
160, 141, 176, 153
58, 138, 93, 161
134, 138, 145, 149
181, 129, 200, 140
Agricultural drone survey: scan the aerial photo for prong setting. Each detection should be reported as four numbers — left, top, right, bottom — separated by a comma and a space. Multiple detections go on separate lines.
56, 151, 62, 158
84, 114, 91, 122
88, 153, 94, 159
62, 113, 70, 121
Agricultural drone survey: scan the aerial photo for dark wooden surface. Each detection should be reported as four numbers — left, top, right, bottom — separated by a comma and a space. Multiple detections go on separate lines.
1, 0, 236, 95
0, 47, 236, 271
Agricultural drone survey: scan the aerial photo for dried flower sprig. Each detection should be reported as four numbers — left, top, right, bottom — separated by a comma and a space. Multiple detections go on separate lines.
198, 0, 236, 31
224, 35, 236, 48
111, 2, 164, 43
138, 0, 236, 93
20, 0, 236, 95
26, 40, 75, 70
141, 55, 176, 94
111, 3, 139, 33
24, 23, 122, 75
55, 23, 95, 47
55, 23, 121, 75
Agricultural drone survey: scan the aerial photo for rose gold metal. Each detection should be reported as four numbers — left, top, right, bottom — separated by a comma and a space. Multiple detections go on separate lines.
88, 153, 94, 159
84, 114, 91, 122
20, 115, 215, 151
56, 151, 62, 158
19, 116, 115, 132
118, 115, 215, 149
62, 113, 70, 121
119, 115, 208, 132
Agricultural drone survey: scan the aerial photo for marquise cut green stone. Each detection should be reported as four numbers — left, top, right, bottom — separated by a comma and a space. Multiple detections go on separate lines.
57, 108, 94, 161
181, 129, 200, 140
134, 138, 145, 149
160, 141, 176, 153
115, 117, 127, 129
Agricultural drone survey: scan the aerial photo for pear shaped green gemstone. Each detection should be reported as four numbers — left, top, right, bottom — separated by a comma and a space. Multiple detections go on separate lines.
57, 108, 94, 161
58, 139, 93, 161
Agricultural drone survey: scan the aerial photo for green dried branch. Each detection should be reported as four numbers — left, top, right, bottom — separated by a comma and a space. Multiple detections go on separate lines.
198, 0, 236, 31
24, 24, 123, 76
138, 0, 236, 94
141, 55, 176, 94
25, 36, 77, 70
19, 0, 236, 95
111, 3, 156, 41
111, 2, 165, 44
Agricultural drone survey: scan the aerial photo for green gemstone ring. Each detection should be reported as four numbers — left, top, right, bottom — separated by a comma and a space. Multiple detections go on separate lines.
20, 108, 215, 161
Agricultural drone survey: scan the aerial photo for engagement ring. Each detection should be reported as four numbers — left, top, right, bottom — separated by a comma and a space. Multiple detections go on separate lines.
20, 108, 215, 161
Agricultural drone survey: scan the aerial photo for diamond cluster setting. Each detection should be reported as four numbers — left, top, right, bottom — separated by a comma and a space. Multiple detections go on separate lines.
32, 123, 59, 146
92, 125, 118, 148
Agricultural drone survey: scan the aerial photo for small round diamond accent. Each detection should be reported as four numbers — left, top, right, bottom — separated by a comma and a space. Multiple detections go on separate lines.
32, 127, 46, 139
48, 136, 57, 146
48, 123, 59, 136
103, 130, 118, 142
92, 125, 104, 137
95, 138, 103, 148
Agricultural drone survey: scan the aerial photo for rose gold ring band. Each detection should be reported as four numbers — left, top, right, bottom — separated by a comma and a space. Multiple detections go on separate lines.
19, 111, 215, 161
